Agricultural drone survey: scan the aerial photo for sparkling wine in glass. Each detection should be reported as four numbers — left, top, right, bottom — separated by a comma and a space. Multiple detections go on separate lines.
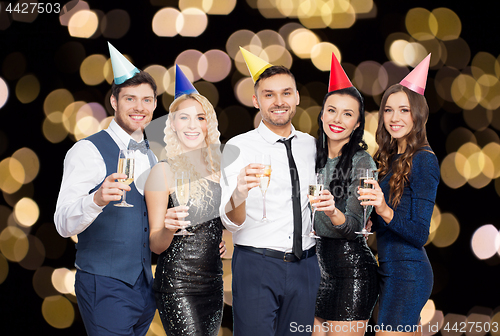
255, 154, 271, 222
173, 171, 194, 236
115, 149, 135, 207
304, 173, 324, 238
355, 168, 374, 236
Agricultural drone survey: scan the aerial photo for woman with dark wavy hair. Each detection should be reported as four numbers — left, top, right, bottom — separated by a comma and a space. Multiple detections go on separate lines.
359, 55, 439, 336
312, 54, 378, 336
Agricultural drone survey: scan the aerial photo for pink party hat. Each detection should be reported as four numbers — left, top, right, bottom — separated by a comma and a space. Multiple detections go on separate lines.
400, 54, 431, 95
328, 53, 353, 92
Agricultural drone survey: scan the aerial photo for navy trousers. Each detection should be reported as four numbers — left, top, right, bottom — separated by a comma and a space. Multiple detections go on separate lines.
75, 270, 156, 336
232, 246, 321, 336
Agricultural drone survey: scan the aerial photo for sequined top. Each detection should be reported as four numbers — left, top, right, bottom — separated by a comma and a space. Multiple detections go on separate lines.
315, 150, 377, 240
374, 149, 440, 262
153, 179, 223, 294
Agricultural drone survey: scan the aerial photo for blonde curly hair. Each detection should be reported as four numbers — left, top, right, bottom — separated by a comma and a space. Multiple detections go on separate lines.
163, 93, 221, 209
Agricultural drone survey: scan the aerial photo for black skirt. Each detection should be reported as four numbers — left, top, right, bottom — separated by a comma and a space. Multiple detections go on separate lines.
315, 236, 379, 321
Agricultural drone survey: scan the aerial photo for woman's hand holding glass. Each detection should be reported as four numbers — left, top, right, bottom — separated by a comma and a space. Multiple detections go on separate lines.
312, 189, 337, 218
358, 179, 394, 224
164, 206, 191, 232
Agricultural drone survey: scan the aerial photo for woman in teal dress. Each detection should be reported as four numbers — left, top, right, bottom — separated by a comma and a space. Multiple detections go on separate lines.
359, 82, 439, 335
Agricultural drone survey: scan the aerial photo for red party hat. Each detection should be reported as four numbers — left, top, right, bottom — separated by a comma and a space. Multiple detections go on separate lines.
328, 52, 353, 92
400, 53, 431, 95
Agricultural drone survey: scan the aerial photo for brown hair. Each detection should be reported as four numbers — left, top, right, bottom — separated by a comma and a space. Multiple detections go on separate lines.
374, 84, 431, 208
111, 70, 157, 100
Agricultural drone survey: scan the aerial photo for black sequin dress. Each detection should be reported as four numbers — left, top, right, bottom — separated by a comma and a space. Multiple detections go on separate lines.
314, 151, 379, 321
153, 179, 223, 336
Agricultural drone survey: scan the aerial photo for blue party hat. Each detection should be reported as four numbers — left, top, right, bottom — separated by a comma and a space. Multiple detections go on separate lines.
175, 64, 199, 99
107, 42, 140, 85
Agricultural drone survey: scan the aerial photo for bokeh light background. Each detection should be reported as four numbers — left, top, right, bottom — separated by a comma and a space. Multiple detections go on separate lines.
1, 1, 500, 335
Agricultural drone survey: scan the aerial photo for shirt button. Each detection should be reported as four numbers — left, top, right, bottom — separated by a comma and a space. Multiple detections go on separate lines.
143, 243, 146, 248
143, 258, 146, 262
144, 212, 146, 216
144, 227, 147, 232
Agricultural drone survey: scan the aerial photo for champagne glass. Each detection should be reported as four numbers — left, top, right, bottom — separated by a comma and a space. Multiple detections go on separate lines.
173, 171, 194, 236
304, 173, 324, 238
355, 168, 374, 236
115, 149, 135, 207
255, 154, 271, 222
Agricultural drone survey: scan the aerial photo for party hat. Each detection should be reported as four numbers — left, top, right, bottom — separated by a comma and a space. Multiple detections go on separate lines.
174, 64, 199, 99
399, 53, 431, 95
328, 53, 353, 92
107, 42, 140, 85
239, 46, 273, 83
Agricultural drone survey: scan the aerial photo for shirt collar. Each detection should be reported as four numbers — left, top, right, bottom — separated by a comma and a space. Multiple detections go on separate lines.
108, 119, 144, 148
256, 121, 297, 144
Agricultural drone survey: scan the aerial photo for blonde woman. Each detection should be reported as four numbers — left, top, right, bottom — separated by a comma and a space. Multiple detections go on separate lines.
145, 92, 224, 336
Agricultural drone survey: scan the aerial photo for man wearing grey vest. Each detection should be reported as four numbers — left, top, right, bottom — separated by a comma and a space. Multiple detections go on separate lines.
55, 44, 158, 336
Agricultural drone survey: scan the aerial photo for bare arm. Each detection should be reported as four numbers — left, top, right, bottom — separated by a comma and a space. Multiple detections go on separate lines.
145, 163, 189, 255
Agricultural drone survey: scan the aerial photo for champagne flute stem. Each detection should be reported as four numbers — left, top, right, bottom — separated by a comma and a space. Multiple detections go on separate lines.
363, 205, 367, 230
122, 190, 127, 204
311, 208, 316, 231
262, 193, 267, 220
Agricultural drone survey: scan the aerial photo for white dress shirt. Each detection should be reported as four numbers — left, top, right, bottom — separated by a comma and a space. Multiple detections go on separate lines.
54, 119, 154, 238
220, 121, 316, 252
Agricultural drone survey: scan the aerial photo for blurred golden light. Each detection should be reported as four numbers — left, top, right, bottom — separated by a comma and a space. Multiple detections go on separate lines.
446, 127, 476, 153
0, 226, 29, 262
420, 299, 436, 325
0, 253, 7, 285
471, 224, 500, 260
0, 77, 8, 109
0, 157, 25, 194
33, 266, 59, 298
451, 74, 480, 110
235, 77, 255, 107
472, 52, 497, 80
465, 313, 491, 335
59, 0, 90, 26
2, 51, 26, 81
18, 235, 45, 270
101, 9, 130, 39
311, 42, 340, 71
405, 7, 435, 41
207, 0, 236, 14
279, 22, 305, 49
222, 229, 234, 259
176, 50, 204, 81
354, 61, 386, 96
403, 43, 428, 67
52, 267, 75, 294
298, 2, 328, 29
254, 29, 285, 49
389, 40, 410, 66
351, 0, 374, 14
432, 8, 461, 41
431, 213, 460, 248
482, 142, 500, 179
492, 312, 500, 336
162, 66, 176, 97
226, 30, 258, 59
429, 204, 442, 235
263, 45, 292, 68
78, 102, 107, 123
443, 38, 471, 70
179, 0, 205, 11
11, 147, 38, 184
152, 8, 181, 37
463, 106, 492, 131
43, 118, 70, 144
68, 10, 99, 38
178, 8, 208, 37
457, 142, 482, 179
80, 54, 107, 86
149, 311, 167, 336
42, 295, 75, 329
442, 313, 467, 334
292, 107, 311, 133
289, 28, 320, 59
328, 0, 356, 29
258, 0, 287, 18
103, 58, 114, 84
14, 197, 39, 227
16, 74, 40, 104
198, 50, 232, 82
144, 65, 168, 95
194, 81, 219, 107
440, 153, 468, 189
43, 89, 74, 118
74, 116, 100, 141
100, 116, 113, 130
63, 101, 86, 134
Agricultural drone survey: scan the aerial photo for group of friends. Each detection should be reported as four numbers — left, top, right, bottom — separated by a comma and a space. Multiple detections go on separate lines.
54, 43, 440, 336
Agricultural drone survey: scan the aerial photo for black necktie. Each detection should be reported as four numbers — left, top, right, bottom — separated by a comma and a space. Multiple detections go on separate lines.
128, 139, 148, 154
278, 137, 303, 259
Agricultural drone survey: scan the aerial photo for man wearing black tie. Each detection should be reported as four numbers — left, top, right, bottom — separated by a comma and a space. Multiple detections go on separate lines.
54, 44, 158, 336
220, 55, 335, 335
